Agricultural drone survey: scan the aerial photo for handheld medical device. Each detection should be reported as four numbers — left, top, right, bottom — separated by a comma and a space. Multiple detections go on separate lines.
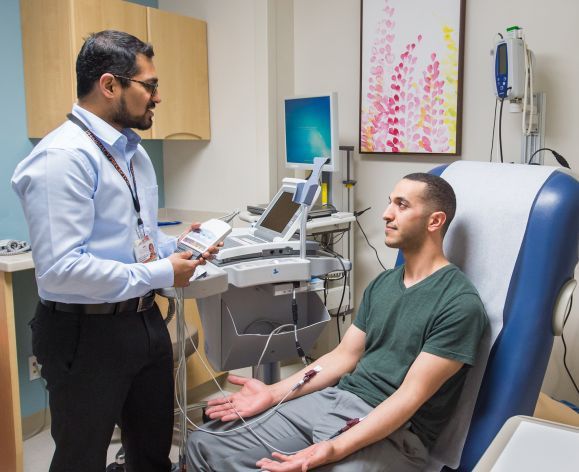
177, 219, 232, 259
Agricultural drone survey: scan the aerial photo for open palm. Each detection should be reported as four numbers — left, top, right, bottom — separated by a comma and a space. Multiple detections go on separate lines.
205, 375, 275, 422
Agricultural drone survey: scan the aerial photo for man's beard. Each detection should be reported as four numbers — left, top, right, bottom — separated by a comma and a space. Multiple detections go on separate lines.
385, 216, 430, 251
113, 94, 154, 130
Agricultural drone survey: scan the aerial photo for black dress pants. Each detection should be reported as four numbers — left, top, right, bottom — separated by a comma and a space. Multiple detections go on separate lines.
31, 301, 174, 472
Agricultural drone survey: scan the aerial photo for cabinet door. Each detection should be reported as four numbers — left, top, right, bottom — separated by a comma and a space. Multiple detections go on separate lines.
71, 0, 150, 139
147, 8, 210, 140
21, 0, 75, 138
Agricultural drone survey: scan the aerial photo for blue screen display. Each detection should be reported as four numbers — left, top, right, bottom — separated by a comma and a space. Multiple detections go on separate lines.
285, 96, 332, 166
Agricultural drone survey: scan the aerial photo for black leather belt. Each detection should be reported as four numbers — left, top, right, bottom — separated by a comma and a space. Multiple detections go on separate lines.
40, 291, 156, 315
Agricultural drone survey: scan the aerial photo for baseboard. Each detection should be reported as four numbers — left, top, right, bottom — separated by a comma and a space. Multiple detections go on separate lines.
22, 408, 51, 439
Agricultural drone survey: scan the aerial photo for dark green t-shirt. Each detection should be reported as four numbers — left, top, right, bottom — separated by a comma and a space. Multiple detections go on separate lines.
337, 264, 488, 449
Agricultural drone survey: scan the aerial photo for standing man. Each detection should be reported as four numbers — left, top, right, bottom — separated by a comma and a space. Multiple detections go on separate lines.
187, 173, 488, 471
12, 30, 215, 472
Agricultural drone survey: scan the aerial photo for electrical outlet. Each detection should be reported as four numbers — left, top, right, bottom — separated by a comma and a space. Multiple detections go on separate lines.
28, 355, 41, 381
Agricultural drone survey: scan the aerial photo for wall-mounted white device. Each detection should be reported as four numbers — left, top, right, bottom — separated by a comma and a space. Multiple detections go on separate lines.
493, 26, 526, 100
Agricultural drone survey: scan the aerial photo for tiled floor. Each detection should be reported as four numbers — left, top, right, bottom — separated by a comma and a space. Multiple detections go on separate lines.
22, 364, 303, 471
23, 428, 180, 471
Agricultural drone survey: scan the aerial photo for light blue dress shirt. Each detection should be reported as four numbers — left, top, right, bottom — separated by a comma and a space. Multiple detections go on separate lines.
12, 104, 176, 303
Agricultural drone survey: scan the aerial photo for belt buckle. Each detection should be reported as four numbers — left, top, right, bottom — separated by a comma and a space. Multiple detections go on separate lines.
137, 292, 155, 312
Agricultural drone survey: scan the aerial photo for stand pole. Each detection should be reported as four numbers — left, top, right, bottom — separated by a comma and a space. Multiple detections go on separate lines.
176, 290, 187, 470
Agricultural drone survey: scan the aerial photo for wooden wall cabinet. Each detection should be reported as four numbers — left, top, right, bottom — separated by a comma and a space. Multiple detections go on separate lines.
20, 0, 210, 140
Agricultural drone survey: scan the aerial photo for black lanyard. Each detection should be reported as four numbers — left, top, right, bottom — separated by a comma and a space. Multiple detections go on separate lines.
67, 113, 144, 235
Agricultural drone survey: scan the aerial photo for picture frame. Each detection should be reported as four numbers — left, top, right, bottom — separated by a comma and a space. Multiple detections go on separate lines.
359, 0, 466, 155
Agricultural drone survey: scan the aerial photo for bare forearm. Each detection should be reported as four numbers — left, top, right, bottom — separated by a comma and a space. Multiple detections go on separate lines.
331, 388, 420, 461
330, 352, 464, 462
268, 347, 358, 405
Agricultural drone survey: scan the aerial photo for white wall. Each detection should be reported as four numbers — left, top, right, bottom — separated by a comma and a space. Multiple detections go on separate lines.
158, 0, 579, 404
158, 0, 278, 212
293, 0, 579, 404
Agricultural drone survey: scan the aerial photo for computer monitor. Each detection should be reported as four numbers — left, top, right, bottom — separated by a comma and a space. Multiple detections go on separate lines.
283, 93, 339, 172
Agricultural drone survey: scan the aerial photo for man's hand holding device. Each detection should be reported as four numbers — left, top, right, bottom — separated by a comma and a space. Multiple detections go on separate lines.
170, 219, 231, 287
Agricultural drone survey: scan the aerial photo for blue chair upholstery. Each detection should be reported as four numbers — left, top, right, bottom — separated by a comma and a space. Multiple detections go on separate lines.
396, 163, 579, 471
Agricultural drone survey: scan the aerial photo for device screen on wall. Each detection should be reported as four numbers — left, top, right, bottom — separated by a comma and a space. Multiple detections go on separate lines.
283, 93, 339, 172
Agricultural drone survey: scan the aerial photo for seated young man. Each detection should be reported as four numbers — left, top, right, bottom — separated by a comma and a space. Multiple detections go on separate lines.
187, 173, 488, 472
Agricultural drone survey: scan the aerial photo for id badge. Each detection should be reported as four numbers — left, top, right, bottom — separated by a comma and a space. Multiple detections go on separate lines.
134, 235, 158, 263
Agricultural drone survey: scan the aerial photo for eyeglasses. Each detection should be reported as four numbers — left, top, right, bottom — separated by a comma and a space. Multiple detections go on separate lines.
112, 74, 159, 97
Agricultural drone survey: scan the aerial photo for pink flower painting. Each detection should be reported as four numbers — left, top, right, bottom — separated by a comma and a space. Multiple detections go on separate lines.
360, 0, 464, 154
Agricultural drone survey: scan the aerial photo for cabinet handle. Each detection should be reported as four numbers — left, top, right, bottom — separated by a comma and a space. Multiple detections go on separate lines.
162, 132, 204, 140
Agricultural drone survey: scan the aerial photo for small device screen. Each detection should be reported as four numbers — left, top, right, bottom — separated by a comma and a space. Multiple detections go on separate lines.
259, 191, 300, 234
284, 93, 338, 172
178, 219, 232, 258
497, 43, 507, 75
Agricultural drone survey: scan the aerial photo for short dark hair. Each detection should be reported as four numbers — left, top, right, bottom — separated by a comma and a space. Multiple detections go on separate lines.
76, 30, 154, 99
403, 173, 456, 235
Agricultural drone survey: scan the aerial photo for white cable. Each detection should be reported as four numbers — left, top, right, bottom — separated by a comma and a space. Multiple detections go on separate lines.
172, 294, 318, 455
219, 209, 240, 224
255, 323, 295, 372
221, 299, 299, 372
179, 317, 294, 433
175, 321, 308, 454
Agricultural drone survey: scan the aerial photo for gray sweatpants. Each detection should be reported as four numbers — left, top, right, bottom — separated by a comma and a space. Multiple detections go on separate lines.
187, 387, 428, 471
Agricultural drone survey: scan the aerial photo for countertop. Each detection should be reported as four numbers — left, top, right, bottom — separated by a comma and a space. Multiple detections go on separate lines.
0, 208, 225, 273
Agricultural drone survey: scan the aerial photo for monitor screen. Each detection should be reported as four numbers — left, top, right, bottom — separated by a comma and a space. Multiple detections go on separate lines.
259, 190, 300, 234
284, 93, 339, 172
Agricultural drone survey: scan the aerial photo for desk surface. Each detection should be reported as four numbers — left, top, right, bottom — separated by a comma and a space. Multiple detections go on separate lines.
474, 415, 579, 471
0, 253, 34, 272
238, 210, 355, 228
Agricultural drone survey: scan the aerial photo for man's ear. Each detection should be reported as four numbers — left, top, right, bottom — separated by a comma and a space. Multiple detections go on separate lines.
98, 73, 117, 98
428, 211, 447, 233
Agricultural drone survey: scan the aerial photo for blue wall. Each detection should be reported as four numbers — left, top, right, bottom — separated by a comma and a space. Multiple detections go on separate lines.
0, 0, 32, 242
1, 0, 163, 419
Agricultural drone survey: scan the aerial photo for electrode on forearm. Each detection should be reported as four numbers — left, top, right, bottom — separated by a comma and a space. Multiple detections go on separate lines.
328, 416, 366, 439
292, 365, 322, 391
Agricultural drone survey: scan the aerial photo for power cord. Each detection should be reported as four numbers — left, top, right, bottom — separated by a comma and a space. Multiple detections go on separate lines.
498, 97, 505, 163
354, 208, 387, 271
321, 247, 349, 343
291, 283, 308, 366
561, 296, 579, 396
528, 147, 571, 169
489, 98, 498, 162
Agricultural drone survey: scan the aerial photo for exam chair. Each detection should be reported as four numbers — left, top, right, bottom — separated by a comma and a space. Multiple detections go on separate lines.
396, 162, 579, 471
